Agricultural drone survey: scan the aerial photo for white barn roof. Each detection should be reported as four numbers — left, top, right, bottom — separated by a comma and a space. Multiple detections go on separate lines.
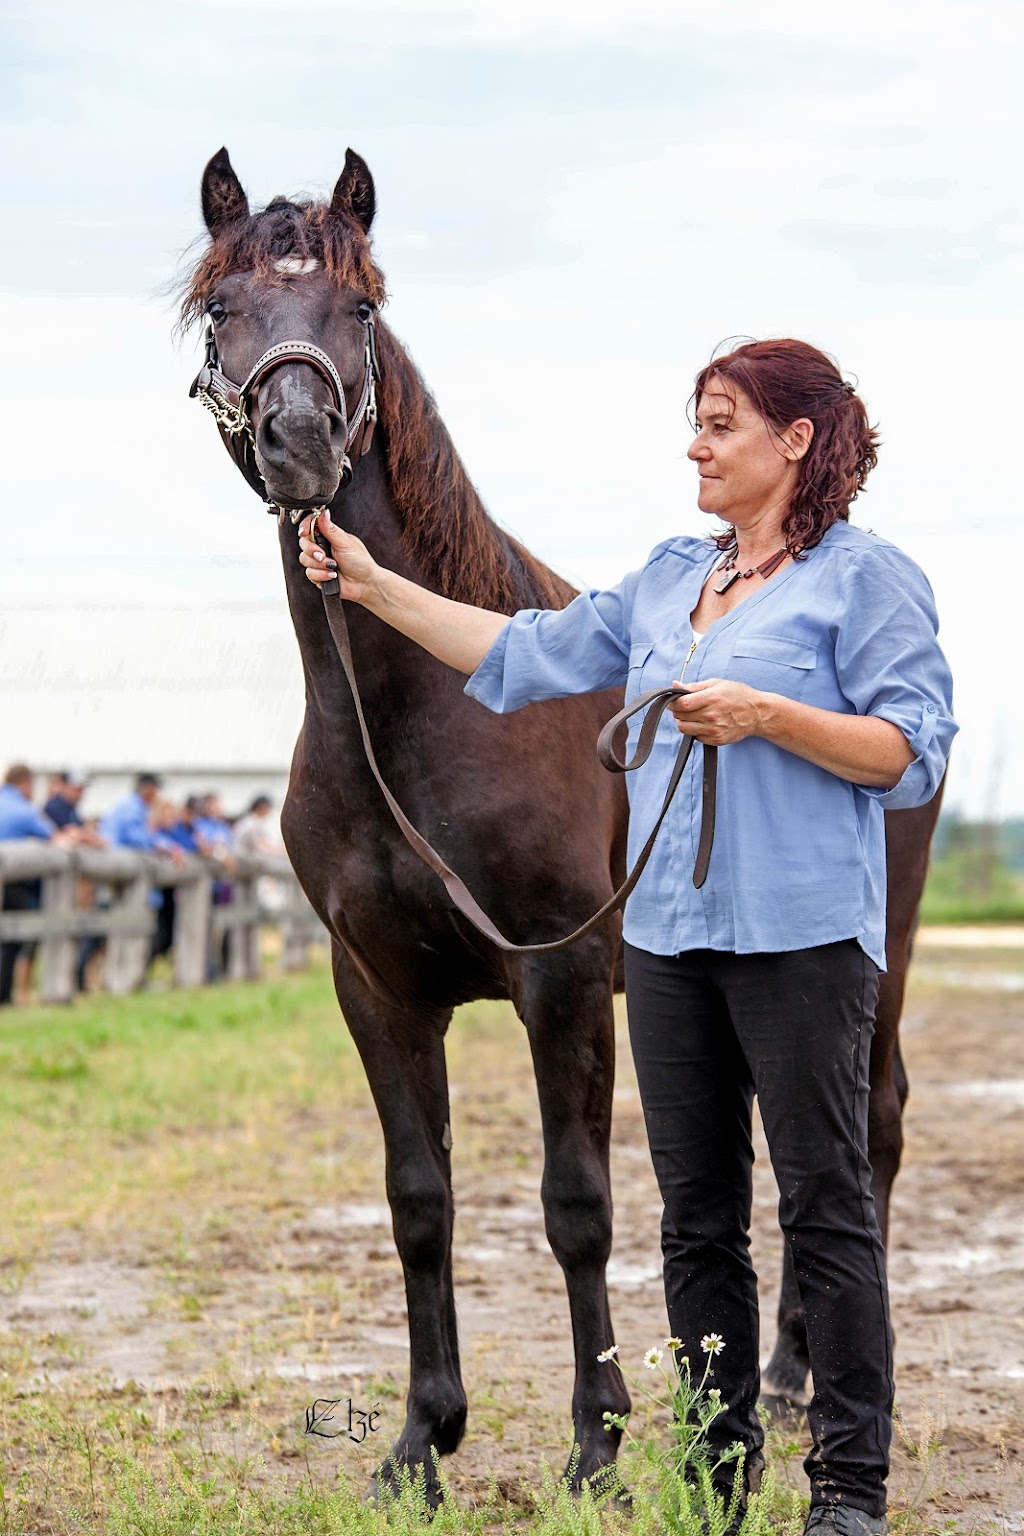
0, 604, 304, 773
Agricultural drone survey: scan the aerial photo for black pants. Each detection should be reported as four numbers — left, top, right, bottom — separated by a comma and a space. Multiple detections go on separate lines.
1, 880, 42, 1006
624, 939, 891, 1518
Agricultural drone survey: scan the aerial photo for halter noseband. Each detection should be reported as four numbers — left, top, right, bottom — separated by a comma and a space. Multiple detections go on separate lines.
189, 315, 380, 524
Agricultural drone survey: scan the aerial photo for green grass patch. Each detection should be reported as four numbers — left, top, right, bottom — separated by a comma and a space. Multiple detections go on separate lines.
0, 961, 386, 1256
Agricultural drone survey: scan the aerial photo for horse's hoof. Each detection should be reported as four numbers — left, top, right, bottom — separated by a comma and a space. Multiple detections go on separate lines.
759, 1390, 808, 1424
368, 1460, 443, 1512
564, 1459, 629, 1508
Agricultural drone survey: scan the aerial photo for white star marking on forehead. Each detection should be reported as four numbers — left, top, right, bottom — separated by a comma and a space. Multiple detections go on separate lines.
273, 256, 321, 275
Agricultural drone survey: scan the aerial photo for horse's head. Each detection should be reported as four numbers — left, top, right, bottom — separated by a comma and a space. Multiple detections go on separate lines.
186, 147, 387, 512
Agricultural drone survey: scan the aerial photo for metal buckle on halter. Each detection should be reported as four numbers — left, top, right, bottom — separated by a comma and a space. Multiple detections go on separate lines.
265, 501, 327, 528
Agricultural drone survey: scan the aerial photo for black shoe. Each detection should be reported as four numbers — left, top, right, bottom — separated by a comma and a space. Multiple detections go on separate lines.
805, 1504, 888, 1536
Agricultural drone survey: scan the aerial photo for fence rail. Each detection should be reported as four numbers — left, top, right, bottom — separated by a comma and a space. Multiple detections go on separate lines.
0, 841, 325, 1004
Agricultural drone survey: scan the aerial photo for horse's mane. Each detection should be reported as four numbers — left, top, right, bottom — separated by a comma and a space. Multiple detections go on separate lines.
178, 198, 575, 613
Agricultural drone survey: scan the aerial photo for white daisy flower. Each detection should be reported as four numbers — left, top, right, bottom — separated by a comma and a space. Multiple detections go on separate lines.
700, 1333, 726, 1355
597, 1345, 620, 1363
665, 1336, 683, 1350
643, 1347, 664, 1370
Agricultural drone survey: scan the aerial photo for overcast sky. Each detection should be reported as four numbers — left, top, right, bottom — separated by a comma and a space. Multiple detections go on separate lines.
2, 0, 1021, 815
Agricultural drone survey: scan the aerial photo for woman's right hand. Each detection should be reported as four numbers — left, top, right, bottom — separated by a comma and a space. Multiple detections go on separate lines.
296, 507, 381, 605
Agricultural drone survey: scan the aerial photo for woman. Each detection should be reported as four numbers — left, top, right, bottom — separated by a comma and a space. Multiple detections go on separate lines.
297, 339, 956, 1534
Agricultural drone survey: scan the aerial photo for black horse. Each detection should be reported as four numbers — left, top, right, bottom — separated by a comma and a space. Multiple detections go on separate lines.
182, 147, 942, 1494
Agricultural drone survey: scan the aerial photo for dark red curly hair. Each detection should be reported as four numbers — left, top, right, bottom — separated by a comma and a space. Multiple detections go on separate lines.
692, 338, 881, 556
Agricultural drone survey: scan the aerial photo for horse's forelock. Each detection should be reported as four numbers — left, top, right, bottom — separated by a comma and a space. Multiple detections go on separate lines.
177, 198, 387, 334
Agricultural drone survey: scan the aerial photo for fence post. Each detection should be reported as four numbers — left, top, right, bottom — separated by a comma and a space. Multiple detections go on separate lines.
38, 862, 78, 1005
280, 875, 313, 972
227, 869, 262, 982
173, 865, 212, 989
103, 866, 154, 996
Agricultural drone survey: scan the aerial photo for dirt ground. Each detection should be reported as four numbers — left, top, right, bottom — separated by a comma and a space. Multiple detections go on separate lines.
3, 939, 1022, 1530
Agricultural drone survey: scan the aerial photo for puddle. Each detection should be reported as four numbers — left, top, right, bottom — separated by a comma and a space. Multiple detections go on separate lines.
459, 1245, 508, 1264
271, 1360, 377, 1380
891, 1241, 1024, 1291
916, 967, 1024, 991
606, 1259, 661, 1288
7, 1259, 150, 1324
945, 1079, 1024, 1106
304, 1204, 392, 1230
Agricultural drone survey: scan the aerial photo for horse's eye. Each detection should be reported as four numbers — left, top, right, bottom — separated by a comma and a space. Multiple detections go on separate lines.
355, 301, 374, 325
207, 300, 227, 324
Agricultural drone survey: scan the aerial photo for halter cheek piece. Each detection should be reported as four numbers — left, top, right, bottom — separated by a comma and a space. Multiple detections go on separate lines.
189, 315, 380, 525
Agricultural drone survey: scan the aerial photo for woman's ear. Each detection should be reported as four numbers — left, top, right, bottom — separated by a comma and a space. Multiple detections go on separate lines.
781, 418, 814, 462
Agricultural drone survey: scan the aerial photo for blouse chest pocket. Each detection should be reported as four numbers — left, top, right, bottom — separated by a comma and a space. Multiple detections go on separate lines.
730, 635, 818, 698
625, 641, 655, 705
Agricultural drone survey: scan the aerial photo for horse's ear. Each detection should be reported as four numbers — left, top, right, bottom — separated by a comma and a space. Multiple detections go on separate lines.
330, 149, 376, 234
201, 147, 249, 235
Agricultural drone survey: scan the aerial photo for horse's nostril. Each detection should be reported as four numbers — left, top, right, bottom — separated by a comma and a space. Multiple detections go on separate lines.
325, 407, 348, 454
257, 403, 289, 467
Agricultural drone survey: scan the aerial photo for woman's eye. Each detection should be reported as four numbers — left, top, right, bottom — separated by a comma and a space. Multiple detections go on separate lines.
207, 300, 227, 324
355, 301, 374, 324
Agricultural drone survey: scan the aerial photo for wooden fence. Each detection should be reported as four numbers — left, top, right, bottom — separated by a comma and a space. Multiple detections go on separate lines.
0, 840, 326, 1004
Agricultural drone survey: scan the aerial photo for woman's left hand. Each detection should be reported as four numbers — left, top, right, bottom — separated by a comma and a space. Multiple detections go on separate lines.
667, 678, 768, 745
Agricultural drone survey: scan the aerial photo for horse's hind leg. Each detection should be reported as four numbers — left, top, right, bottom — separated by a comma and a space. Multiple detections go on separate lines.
516, 948, 632, 1491
330, 949, 465, 1506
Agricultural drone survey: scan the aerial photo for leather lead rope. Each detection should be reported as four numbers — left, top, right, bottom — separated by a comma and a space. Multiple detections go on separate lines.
316, 581, 718, 956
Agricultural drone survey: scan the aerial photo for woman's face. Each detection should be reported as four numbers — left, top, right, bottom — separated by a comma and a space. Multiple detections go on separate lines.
687, 377, 811, 531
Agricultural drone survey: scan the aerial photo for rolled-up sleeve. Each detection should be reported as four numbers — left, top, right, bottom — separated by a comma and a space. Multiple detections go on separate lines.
465, 546, 665, 714
833, 545, 957, 809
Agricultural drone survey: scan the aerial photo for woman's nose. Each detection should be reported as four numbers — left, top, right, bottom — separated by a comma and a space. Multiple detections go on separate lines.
687, 433, 709, 462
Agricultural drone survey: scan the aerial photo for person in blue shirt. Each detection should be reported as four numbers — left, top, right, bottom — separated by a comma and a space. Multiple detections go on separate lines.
0, 763, 74, 1005
43, 771, 86, 831
296, 338, 956, 1536
100, 774, 187, 964
100, 773, 168, 852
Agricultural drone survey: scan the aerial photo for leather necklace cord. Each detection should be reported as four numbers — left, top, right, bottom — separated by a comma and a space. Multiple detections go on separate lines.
315, 575, 718, 956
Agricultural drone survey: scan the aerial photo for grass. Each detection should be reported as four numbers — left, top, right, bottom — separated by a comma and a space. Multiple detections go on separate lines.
920, 851, 1024, 925
0, 967, 1017, 1534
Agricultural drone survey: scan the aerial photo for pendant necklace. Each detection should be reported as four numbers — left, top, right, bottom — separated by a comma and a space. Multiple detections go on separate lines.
713, 546, 789, 595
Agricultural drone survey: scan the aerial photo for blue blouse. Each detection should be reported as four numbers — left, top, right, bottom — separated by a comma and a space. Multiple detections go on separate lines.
465, 521, 957, 971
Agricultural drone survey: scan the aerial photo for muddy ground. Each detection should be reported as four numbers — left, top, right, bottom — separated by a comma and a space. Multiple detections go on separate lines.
3, 939, 1022, 1529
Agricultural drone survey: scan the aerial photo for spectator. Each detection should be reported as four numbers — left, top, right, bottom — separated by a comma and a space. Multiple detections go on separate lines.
43, 771, 85, 830
194, 793, 235, 979
101, 773, 176, 854
193, 793, 234, 860
166, 796, 204, 856
0, 764, 74, 1006
232, 795, 279, 859
100, 774, 186, 966
44, 771, 106, 852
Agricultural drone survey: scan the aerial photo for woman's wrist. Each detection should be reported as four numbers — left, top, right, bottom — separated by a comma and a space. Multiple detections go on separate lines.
753, 690, 911, 787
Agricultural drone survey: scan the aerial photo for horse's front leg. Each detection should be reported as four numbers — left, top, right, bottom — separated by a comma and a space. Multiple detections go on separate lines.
331, 948, 465, 1507
517, 947, 632, 1492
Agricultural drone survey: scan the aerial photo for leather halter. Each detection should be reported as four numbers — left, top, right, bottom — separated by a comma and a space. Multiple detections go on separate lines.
189, 316, 380, 523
